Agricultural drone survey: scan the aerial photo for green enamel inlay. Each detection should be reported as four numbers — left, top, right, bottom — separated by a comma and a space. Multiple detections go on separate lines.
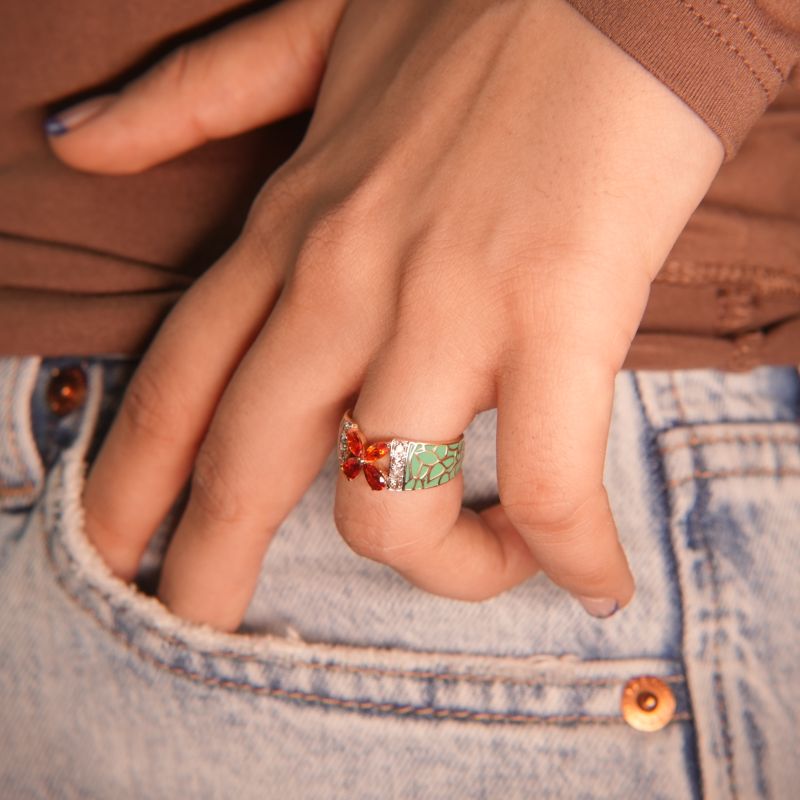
403, 440, 465, 490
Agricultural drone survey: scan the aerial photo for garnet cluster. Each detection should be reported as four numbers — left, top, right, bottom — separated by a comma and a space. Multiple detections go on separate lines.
341, 427, 389, 491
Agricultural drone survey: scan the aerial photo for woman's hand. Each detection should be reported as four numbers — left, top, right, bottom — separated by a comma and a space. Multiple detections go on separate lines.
47, 0, 723, 631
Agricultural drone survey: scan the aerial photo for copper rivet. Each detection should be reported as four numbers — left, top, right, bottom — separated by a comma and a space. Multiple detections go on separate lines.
46, 366, 87, 417
621, 676, 676, 732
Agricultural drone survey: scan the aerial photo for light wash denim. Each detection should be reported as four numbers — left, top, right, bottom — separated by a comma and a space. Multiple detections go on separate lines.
1, 355, 799, 799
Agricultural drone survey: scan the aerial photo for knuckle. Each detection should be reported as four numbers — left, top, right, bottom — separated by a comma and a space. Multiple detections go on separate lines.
189, 440, 244, 526
502, 482, 622, 593
153, 44, 202, 106
333, 507, 388, 561
333, 505, 420, 567
239, 177, 306, 278
252, 158, 395, 307
148, 43, 222, 142
286, 229, 343, 299
249, 161, 311, 228
267, 155, 318, 201
501, 476, 594, 536
282, 206, 364, 310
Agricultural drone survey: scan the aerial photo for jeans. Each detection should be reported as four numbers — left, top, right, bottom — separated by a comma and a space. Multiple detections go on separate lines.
1, 355, 799, 799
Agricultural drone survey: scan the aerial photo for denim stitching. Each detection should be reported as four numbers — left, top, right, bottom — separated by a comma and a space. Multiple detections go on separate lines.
665, 372, 739, 796
706, 523, 738, 798
659, 433, 800, 456
667, 467, 800, 490
46, 536, 692, 725
634, 373, 706, 794
668, 373, 689, 425
678, 0, 771, 99
1, 484, 39, 496
680, 437, 739, 798
2, 360, 28, 491
40, 374, 693, 727
48, 516, 686, 689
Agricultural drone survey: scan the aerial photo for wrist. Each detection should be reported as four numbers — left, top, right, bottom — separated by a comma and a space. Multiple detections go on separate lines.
519, 0, 725, 278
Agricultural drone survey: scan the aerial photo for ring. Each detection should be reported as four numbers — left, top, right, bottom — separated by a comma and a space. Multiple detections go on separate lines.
337, 408, 465, 491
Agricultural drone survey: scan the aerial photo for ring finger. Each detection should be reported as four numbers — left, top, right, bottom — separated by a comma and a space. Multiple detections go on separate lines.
334, 333, 541, 600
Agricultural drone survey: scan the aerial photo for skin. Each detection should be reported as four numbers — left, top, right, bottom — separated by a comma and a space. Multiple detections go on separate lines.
47, 0, 723, 632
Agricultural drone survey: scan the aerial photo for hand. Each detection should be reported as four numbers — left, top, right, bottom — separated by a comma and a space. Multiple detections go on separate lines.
48, 0, 723, 631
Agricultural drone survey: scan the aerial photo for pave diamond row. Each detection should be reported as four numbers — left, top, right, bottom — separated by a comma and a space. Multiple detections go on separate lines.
338, 419, 356, 466
387, 439, 410, 491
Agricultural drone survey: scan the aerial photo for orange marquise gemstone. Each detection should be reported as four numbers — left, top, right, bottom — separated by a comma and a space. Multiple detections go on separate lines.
342, 457, 362, 480
363, 463, 387, 491
346, 428, 363, 458
364, 442, 389, 461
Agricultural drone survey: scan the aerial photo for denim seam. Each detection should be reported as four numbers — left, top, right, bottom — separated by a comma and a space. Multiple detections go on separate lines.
632, 372, 705, 796
680, 430, 739, 799
45, 472, 696, 734
666, 467, 800, 490
674, 372, 739, 798
662, 372, 710, 799
658, 433, 800, 455
45, 538, 695, 725
48, 516, 688, 689
668, 373, 690, 426
3, 361, 30, 491
42, 364, 693, 726
1, 483, 38, 496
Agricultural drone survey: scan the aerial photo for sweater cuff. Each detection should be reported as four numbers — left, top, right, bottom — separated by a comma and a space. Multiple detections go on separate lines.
563, 0, 800, 161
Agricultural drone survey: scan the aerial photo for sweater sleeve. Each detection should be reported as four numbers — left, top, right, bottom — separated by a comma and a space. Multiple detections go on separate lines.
562, 0, 800, 161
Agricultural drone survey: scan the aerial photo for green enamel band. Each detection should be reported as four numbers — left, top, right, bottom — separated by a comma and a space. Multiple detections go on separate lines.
401, 440, 465, 491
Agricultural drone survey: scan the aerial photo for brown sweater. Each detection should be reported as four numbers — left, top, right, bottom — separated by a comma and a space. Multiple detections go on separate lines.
1, 0, 799, 370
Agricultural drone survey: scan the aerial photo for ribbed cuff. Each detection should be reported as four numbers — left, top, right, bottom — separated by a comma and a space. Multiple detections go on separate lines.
564, 0, 800, 161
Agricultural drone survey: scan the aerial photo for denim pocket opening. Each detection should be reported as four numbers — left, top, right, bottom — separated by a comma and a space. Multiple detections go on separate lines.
35, 437, 696, 735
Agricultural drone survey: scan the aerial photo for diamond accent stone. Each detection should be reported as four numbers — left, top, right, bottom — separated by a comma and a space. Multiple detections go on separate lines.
387, 439, 410, 491
339, 420, 356, 466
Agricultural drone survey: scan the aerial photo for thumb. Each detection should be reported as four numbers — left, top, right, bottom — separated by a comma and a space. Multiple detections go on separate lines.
45, 0, 348, 174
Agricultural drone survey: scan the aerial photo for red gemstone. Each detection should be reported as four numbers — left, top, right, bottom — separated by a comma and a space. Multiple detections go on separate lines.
342, 457, 362, 480
346, 428, 363, 458
363, 463, 387, 491
364, 441, 389, 462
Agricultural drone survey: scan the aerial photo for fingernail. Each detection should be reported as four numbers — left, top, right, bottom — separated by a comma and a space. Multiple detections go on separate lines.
575, 595, 619, 619
44, 94, 115, 137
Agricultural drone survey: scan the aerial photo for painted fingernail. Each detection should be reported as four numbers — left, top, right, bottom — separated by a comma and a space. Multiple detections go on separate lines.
43, 116, 69, 136
575, 595, 619, 619
43, 95, 115, 137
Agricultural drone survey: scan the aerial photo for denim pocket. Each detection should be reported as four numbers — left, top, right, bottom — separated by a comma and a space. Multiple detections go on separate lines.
657, 419, 800, 800
0, 398, 700, 799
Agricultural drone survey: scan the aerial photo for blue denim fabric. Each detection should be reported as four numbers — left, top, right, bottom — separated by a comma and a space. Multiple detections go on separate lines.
1, 356, 798, 799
